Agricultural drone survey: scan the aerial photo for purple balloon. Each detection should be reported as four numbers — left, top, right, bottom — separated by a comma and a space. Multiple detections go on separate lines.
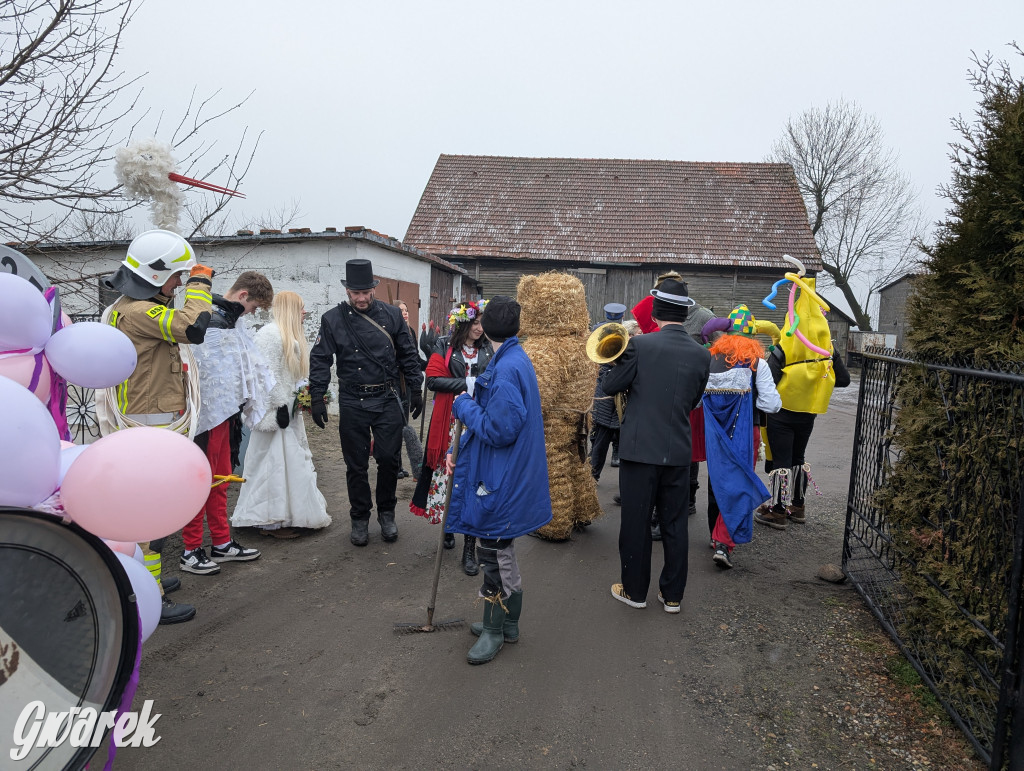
57, 443, 90, 486
0, 374, 61, 506
0, 272, 52, 351
114, 551, 161, 643
44, 321, 137, 389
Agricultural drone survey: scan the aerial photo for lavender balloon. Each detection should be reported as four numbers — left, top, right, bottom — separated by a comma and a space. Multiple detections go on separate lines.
44, 321, 137, 389
0, 374, 61, 506
57, 443, 90, 486
115, 551, 161, 643
0, 272, 52, 351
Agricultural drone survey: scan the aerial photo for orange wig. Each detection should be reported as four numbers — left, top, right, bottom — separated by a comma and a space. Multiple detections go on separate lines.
709, 334, 764, 367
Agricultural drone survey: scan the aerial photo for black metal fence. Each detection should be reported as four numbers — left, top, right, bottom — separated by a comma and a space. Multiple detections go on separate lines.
843, 348, 1024, 769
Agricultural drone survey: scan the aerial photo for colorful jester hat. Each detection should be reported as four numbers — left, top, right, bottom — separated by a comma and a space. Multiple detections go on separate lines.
728, 305, 757, 336
775, 275, 837, 414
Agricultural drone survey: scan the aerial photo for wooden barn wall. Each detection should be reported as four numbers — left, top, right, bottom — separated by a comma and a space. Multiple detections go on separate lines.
446, 258, 848, 355
428, 267, 455, 328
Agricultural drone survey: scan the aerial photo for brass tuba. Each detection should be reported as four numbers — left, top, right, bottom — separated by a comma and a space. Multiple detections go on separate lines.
586, 322, 630, 421
586, 322, 629, 364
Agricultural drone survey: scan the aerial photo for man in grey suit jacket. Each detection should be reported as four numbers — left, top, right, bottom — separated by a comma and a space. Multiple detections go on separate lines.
603, 279, 711, 613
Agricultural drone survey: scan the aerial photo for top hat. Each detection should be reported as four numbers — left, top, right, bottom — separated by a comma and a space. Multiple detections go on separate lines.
650, 278, 695, 306
341, 259, 379, 290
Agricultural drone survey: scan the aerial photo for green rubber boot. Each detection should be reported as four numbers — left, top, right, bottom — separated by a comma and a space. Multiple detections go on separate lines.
471, 590, 522, 643
467, 597, 507, 665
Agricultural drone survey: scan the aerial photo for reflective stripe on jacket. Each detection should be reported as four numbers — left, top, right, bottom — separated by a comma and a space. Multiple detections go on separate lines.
108, 277, 212, 415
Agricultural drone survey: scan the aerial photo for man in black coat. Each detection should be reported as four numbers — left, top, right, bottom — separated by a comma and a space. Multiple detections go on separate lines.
603, 279, 711, 612
309, 259, 424, 546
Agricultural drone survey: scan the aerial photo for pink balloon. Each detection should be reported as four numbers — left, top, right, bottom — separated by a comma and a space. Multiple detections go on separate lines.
60, 440, 75, 449
60, 311, 73, 329
114, 552, 161, 643
62, 427, 212, 541
0, 353, 51, 402
0, 374, 60, 506
103, 539, 138, 557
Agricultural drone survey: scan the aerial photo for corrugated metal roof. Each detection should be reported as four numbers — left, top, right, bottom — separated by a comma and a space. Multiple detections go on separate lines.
14, 227, 466, 274
404, 155, 822, 271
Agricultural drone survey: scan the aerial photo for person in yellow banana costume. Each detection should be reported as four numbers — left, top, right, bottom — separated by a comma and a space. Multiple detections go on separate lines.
754, 261, 850, 530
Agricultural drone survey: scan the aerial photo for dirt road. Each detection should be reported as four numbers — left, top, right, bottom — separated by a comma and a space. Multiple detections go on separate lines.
116, 376, 980, 770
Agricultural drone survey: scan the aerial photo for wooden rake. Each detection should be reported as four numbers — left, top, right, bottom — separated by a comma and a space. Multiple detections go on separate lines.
394, 420, 466, 634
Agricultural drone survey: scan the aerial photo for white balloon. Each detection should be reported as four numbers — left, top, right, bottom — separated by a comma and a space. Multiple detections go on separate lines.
133, 544, 145, 564
0, 272, 52, 351
44, 322, 137, 389
114, 551, 161, 643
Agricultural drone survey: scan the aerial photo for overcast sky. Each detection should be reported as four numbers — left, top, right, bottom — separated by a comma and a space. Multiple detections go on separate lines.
115, 1, 1021, 275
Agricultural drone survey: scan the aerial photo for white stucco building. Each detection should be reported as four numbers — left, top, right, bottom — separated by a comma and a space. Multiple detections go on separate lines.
19, 227, 466, 333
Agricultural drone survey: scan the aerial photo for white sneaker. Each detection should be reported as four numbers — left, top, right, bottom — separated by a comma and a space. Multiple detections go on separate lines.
658, 593, 681, 613
210, 540, 261, 562
610, 583, 646, 609
180, 547, 220, 575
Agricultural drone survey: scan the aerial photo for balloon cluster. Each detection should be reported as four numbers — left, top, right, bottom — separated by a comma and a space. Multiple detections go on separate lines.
761, 255, 832, 358
0, 271, 213, 642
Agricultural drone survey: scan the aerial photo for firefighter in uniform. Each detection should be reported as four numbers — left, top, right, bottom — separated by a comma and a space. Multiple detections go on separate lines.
100, 229, 214, 624
308, 259, 424, 547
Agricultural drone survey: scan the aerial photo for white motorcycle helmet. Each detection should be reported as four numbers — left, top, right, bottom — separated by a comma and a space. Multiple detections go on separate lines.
104, 230, 197, 300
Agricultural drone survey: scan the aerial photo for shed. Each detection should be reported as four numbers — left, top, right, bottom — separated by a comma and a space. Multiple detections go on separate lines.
877, 272, 924, 349
404, 154, 822, 329
15, 227, 466, 332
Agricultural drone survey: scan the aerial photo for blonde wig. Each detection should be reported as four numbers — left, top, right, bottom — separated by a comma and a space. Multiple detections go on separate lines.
272, 291, 309, 381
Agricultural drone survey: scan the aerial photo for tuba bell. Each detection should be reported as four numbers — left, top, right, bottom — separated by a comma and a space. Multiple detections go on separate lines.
586, 322, 629, 364
586, 322, 630, 421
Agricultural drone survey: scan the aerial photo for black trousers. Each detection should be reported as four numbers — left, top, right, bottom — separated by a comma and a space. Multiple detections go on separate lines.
707, 481, 719, 536
338, 399, 404, 519
590, 423, 618, 479
618, 459, 689, 603
765, 409, 817, 505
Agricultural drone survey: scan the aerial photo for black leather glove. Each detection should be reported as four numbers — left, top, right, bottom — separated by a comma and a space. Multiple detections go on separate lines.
276, 405, 290, 429
311, 397, 328, 429
409, 389, 424, 419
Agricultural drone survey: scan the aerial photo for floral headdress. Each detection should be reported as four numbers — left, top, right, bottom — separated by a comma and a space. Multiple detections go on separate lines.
448, 299, 487, 328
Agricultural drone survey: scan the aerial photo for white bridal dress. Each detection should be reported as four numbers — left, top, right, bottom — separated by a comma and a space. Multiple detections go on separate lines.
231, 323, 331, 530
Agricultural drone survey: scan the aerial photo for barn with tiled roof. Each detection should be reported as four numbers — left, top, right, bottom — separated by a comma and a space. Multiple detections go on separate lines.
405, 154, 822, 326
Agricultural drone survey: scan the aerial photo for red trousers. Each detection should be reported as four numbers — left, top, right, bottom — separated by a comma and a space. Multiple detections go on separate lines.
183, 420, 231, 550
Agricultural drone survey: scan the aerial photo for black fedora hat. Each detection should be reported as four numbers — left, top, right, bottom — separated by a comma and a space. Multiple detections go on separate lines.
650, 278, 695, 306
341, 259, 379, 290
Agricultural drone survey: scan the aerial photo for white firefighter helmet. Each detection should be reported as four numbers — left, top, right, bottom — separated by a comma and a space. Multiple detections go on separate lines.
104, 230, 197, 300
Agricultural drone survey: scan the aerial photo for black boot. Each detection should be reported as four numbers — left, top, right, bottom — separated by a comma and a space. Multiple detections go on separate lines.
159, 596, 196, 624
610, 444, 620, 468
472, 590, 522, 643
467, 597, 507, 664
443, 532, 456, 549
350, 517, 369, 546
462, 536, 479, 576
378, 511, 398, 543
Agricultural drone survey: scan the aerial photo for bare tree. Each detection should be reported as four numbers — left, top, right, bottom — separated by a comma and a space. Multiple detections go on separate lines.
235, 198, 305, 233
1, 0, 141, 240
1, 2, 260, 245
2, 2, 263, 314
768, 100, 924, 330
